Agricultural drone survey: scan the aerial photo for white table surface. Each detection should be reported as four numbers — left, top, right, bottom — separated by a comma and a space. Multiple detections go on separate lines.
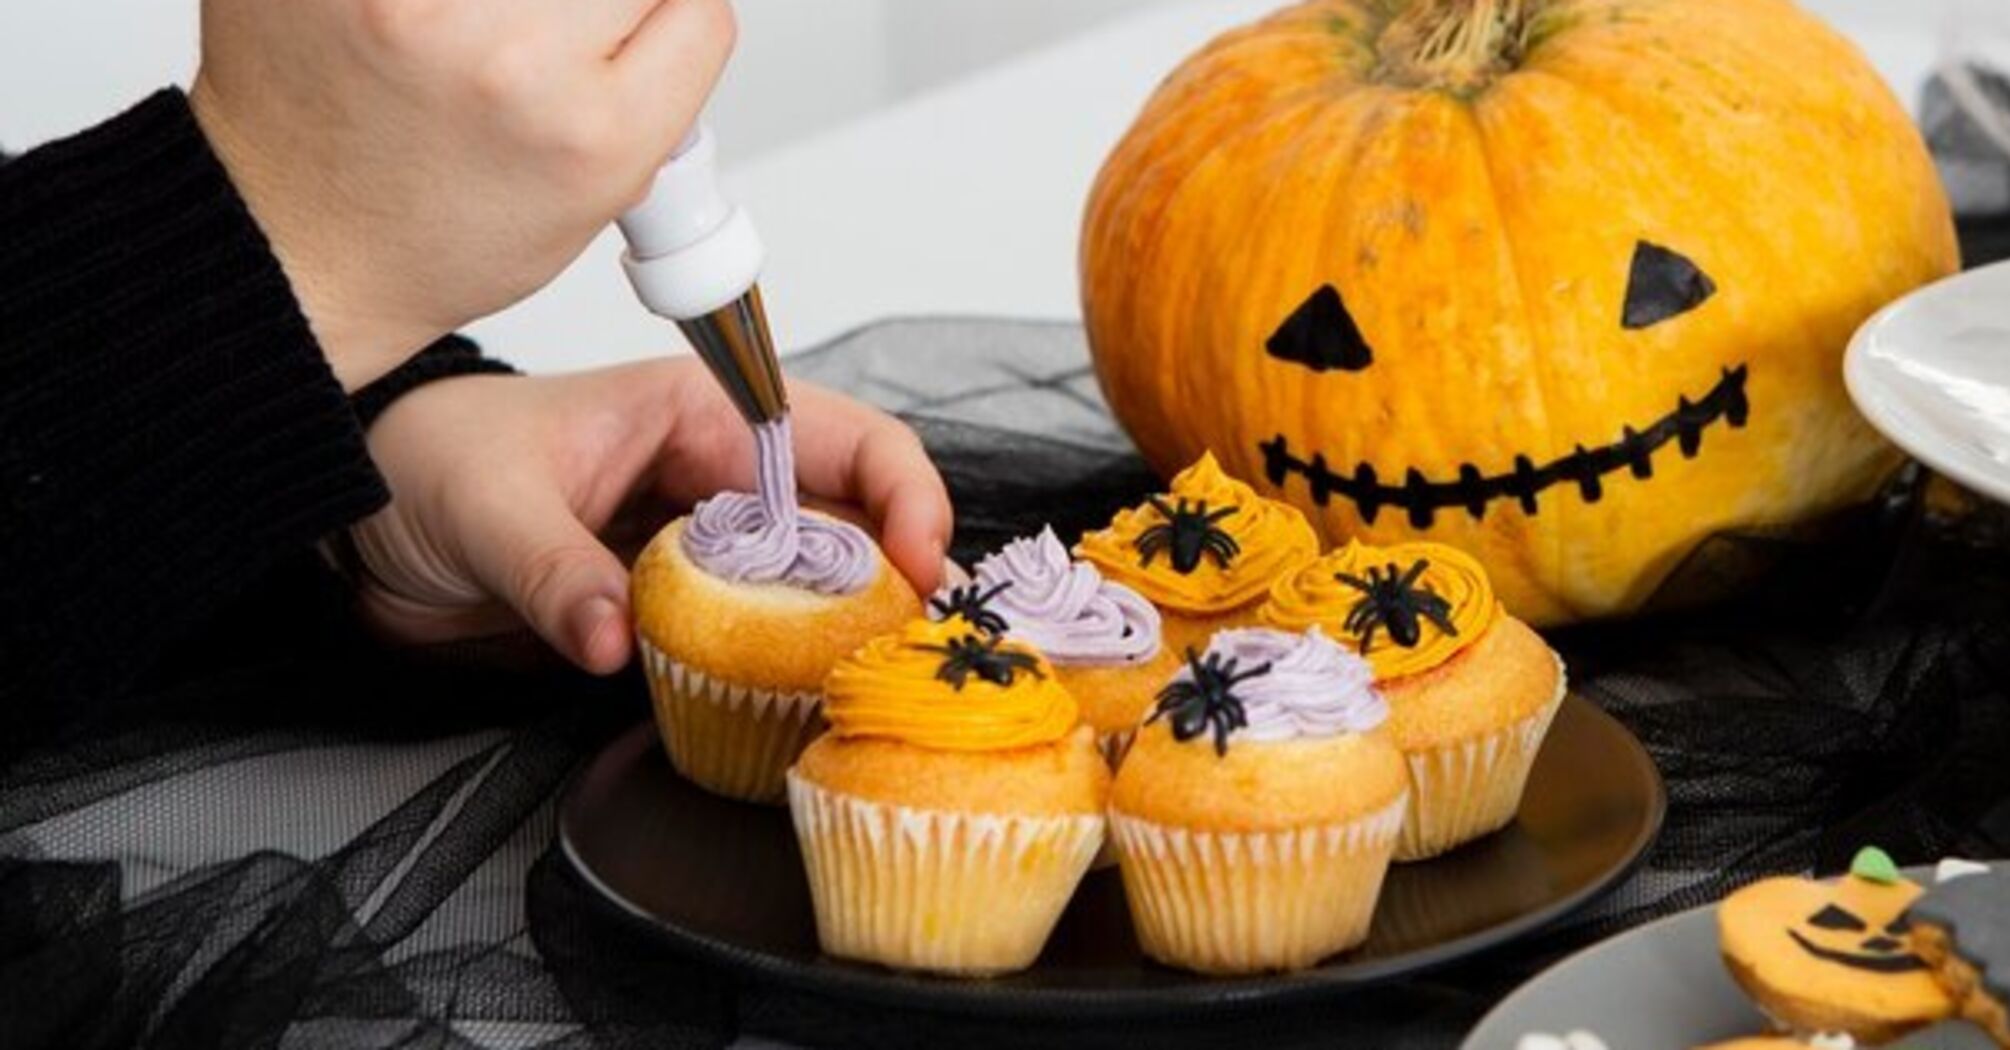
475, 0, 1950, 375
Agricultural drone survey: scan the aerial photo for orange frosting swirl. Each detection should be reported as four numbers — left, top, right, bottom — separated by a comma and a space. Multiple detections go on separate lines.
1075, 453, 1320, 614
823, 617, 1080, 751
1260, 540, 1499, 681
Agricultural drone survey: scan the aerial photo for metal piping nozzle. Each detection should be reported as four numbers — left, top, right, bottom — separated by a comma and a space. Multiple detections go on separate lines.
677, 285, 788, 425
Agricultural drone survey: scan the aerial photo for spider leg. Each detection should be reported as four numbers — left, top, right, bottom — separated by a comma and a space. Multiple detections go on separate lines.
1336, 572, 1372, 594
1146, 495, 1177, 522
1204, 505, 1238, 523
1135, 529, 1168, 568
1356, 619, 1382, 651
1420, 601, 1460, 638
1398, 559, 1430, 591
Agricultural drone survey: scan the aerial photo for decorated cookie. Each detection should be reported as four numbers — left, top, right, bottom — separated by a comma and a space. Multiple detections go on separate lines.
1908, 864, 2010, 1047
1719, 848, 1956, 1043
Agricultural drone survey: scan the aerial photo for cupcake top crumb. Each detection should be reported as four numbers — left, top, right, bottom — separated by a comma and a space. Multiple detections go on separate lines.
1261, 539, 1500, 681
823, 617, 1080, 752
1075, 453, 1319, 614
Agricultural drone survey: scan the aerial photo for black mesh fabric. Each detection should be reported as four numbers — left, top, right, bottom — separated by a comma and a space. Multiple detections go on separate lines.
8, 238, 2010, 1048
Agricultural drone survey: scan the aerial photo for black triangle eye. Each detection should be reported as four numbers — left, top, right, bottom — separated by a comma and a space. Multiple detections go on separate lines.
1623, 241, 1717, 330
1807, 904, 1868, 932
1267, 284, 1374, 372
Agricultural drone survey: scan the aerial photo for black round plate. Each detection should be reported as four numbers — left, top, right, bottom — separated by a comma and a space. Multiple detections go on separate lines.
559, 694, 1663, 1018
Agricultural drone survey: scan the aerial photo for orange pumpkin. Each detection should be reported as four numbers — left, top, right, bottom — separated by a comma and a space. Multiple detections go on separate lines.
1081, 0, 1958, 624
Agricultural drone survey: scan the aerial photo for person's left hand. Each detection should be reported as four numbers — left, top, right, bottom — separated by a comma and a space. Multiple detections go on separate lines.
350, 357, 953, 674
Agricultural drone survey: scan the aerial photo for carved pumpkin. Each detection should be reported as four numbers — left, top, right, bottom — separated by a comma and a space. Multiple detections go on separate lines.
1081, 0, 1959, 624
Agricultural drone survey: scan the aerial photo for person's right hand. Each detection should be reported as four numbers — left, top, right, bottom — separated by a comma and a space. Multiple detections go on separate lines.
189, 0, 735, 392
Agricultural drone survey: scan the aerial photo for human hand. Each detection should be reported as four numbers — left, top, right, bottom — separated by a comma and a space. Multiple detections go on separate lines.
189, 0, 734, 391
350, 359, 954, 673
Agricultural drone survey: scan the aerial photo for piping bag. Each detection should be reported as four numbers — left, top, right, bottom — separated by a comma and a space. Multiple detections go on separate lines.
616, 123, 787, 424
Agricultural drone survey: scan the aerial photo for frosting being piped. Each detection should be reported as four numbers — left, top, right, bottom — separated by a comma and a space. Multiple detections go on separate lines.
681, 416, 878, 594
935, 528, 1161, 666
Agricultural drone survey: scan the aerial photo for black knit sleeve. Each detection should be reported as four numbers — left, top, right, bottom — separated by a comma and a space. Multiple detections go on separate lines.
0, 90, 391, 728
352, 335, 519, 429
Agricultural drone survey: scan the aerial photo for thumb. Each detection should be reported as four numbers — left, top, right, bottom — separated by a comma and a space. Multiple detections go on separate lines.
469, 490, 633, 675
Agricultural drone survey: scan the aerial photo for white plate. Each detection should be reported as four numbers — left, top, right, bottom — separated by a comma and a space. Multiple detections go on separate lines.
1460, 895, 1765, 1050
1846, 262, 2010, 505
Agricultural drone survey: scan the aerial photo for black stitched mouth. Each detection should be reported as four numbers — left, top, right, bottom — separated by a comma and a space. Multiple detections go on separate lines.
1260, 365, 1749, 529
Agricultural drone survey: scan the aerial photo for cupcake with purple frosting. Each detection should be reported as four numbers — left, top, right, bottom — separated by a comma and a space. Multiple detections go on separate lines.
1108, 627, 1409, 974
930, 527, 1179, 767
631, 418, 920, 804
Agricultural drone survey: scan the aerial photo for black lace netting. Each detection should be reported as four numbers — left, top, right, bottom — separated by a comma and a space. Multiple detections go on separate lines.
9, 251, 2010, 1048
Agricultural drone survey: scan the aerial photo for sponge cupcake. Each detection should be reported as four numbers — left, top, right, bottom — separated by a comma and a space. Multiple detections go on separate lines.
787, 616, 1108, 976
1108, 627, 1409, 974
931, 526, 1179, 766
632, 418, 919, 804
1259, 539, 1564, 861
1076, 452, 1320, 654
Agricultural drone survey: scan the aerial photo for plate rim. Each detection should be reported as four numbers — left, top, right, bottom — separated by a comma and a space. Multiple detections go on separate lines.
1459, 863, 1952, 1050
1845, 259, 2010, 505
557, 693, 1666, 1020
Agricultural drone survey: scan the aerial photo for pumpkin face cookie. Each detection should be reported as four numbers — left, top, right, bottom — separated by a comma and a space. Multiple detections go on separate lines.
1908, 865, 2010, 1047
1719, 849, 1955, 1044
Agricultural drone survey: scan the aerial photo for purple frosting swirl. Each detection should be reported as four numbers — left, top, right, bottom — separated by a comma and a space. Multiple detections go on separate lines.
948, 527, 1161, 666
1184, 628, 1386, 742
680, 416, 877, 595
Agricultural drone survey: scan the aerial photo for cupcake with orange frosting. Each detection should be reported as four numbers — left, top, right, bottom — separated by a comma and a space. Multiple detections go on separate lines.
786, 616, 1109, 976
1259, 540, 1565, 861
1076, 453, 1320, 655
930, 527, 1180, 767
1109, 627, 1409, 974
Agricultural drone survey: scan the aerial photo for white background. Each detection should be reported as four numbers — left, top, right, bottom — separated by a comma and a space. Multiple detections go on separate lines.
0, 0, 1969, 373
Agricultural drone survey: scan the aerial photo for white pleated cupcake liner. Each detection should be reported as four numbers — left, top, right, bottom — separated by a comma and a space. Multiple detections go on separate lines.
785, 772, 1105, 976
1394, 666, 1567, 862
639, 635, 823, 805
1107, 793, 1408, 974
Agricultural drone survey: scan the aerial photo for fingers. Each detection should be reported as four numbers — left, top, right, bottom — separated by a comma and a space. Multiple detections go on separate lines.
611, 0, 736, 160
464, 484, 635, 675
651, 364, 955, 595
786, 385, 955, 595
559, 0, 667, 57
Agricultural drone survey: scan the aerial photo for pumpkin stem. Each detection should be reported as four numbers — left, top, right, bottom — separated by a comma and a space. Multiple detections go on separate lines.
1378, 0, 1534, 94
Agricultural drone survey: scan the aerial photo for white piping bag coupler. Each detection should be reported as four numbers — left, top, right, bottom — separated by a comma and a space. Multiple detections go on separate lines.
616, 123, 788, 423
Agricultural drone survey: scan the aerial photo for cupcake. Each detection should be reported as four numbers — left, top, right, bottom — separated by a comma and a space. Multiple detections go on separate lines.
1108, 627, 1409, 974
1076, 452, 1320, 654
1259, 539, 1565, 861
632, 418, 920, 804
929, 526, 1180, 767
787, 616, 1108, 976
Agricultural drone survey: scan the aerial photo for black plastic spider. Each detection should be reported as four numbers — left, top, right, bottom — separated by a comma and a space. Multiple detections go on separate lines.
1336, 559, 1458, 651
1134, 496, 1240, 574
1147, 647, 1271, 756
928, 580, 1013, 636
917, 633, 1044, 690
